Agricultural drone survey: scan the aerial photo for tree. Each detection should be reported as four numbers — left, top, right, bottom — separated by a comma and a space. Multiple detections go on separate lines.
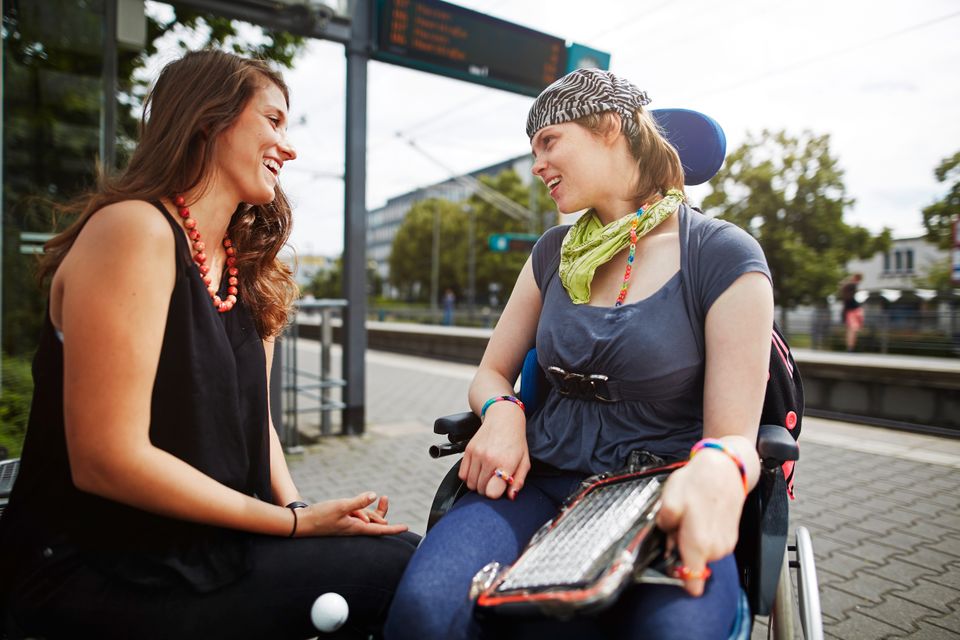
921, 150, 960, 250
303, 258, 382, 300
915, 258, 953, 292
465, 170, 552, 305
702, 130, 890, 326
387, 169, 554, 305
388, 198, 468, 302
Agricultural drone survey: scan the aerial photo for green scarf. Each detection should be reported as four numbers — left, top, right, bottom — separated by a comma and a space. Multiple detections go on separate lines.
559, 189, 684, 304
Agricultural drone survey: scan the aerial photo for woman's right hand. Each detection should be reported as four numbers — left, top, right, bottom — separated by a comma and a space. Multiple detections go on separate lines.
294, 493, 408, 537
459, 402, 530, 500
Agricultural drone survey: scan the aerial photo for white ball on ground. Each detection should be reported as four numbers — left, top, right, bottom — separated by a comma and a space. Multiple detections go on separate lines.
311, 592, 349, 633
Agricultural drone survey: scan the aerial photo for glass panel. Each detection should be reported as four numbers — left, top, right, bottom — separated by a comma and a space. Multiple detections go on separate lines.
3, 0, 106, 357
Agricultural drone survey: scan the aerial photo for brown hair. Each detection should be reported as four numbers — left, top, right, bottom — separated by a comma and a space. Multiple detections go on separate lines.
40, 49, 297, 338
575, 109, 685, 205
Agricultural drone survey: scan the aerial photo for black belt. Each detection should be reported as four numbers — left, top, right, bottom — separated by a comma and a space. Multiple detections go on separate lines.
546, 366, 619, 402
545, 364, 694, 403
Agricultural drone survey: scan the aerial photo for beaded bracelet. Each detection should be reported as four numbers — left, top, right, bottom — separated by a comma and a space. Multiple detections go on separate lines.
480, 395, 525, 421
689, 438, 748, 496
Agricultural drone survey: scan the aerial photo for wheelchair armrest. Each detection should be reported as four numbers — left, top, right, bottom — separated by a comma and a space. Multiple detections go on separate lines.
434, 411, 481, 443
757, 424, 799, 467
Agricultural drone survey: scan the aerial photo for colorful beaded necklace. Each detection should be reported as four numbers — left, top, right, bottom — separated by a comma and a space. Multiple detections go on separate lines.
173, 195, 239, 313
614, 206, 644, 307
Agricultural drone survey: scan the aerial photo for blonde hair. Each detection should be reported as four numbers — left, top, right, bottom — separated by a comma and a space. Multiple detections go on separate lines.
575, 109, 685, 204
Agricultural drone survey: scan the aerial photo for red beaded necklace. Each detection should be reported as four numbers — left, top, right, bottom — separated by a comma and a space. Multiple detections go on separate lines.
173, 195, 239, 313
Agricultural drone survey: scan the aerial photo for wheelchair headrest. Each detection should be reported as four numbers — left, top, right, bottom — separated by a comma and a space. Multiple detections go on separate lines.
651, 108, 726, 186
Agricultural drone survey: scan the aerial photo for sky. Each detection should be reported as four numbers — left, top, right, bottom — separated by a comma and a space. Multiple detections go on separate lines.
152, 0, 960, 257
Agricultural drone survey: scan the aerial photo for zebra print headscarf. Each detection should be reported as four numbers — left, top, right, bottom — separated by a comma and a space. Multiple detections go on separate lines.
526, 68, 651, 140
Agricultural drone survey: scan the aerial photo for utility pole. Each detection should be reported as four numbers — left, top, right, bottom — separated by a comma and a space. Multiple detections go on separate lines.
430, 200, 440, 320
466, 203, 476, 315
342, 0, 370, 435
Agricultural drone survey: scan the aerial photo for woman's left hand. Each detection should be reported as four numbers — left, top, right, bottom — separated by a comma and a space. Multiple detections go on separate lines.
655, 450, 746, 596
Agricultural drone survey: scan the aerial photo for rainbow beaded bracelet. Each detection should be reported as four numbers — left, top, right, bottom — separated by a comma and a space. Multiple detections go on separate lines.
689, 438, 748, 496
480, 395, 525, 421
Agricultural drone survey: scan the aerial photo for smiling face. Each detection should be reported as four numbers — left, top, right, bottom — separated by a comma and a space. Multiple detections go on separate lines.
530, 120, 631, 216
212, 79, 297, 206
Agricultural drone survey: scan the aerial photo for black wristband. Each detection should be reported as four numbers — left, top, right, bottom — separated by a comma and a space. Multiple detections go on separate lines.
287, 506, 299, 538
286, 501, 309, 510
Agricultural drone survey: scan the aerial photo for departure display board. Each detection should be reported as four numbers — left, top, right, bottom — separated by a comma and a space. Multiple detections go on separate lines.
374, 0, 568, 97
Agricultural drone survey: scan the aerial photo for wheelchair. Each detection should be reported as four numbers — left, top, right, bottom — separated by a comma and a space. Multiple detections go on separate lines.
427, 349, 822, 640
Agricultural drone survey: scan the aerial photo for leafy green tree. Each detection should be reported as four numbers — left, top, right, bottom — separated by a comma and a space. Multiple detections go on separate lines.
465, 170, 552, 305
914, 258, 954, 292
921, 150, 960, 250
0, 355, 33, 458
388, 198, 468, 302
387, 170, 554, 305
303, 258, 382, 300
702, 130, 890, 327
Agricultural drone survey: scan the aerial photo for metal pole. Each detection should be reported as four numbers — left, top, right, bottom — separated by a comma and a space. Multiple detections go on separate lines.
100, 0, 118, 172
320, 307, 333, 436
0, 19, 4, 369
282, 321, 301, 450
467, 205, 476, 315
342, 0, 371, 435
431, 201, 440, 320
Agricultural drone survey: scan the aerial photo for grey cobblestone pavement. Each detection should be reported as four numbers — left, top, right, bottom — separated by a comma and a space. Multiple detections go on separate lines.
287, 347, 960, 639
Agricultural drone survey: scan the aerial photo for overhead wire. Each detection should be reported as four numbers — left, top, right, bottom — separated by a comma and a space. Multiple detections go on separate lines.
385, 5, 960, 159
396, 133, 535, 223
693, 9, 960, 98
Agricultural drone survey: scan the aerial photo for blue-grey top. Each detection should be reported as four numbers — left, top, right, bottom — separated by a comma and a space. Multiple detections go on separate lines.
526, 204, 771, 474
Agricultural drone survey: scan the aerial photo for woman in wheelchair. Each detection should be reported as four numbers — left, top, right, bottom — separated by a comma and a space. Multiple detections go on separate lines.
385, 69, 774, 639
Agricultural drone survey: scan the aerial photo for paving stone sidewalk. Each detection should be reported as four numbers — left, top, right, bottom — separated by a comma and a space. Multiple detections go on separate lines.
287, 350, 960, 640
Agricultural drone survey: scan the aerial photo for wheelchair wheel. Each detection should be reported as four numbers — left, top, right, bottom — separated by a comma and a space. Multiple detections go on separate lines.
770, 546, 795, 639
793, 527, 823, 640
768, 526, 823, 640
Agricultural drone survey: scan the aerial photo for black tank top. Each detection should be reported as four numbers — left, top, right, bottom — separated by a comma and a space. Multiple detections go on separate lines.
0, 201, 271, 592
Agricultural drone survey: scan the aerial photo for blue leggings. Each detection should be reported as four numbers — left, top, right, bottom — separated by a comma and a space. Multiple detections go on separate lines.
384, 472, 740, 640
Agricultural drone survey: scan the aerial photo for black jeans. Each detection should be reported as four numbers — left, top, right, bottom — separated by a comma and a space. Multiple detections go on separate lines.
4, 531, 420, 640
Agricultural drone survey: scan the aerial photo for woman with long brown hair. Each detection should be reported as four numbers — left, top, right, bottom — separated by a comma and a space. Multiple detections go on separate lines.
0, 50, 417, 639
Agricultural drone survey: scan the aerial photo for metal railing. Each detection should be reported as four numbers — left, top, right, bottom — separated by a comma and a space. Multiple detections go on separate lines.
365, 302, 959, 357
779, 304, 959, 356
276, 299, 348, 451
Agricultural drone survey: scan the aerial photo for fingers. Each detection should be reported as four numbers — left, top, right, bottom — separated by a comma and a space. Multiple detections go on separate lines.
655, 470, 703, 596
673, 535, 710, 597
484, 476, 507, 499
342, 492, 378, 515
461, 452, 483, 492
655, 473, 684, 534
508, 455, 531, 500
352, 521, 408, 536
368, 495, 389, 523
350, 509, 371, 523
376, 495, 389, 517
366, 510, 388, 525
